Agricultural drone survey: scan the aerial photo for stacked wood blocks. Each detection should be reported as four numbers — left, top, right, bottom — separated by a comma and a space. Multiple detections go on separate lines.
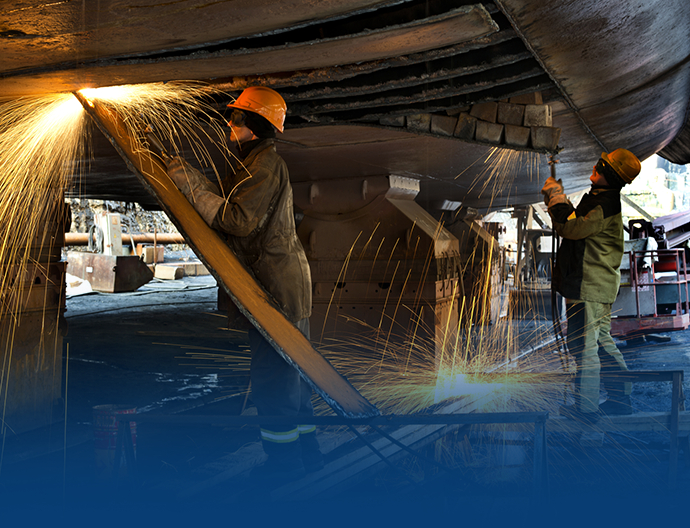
382, 92, 561, 152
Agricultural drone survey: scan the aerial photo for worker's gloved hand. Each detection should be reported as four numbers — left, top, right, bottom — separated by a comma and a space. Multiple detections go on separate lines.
166, 157, 207, 198
541, 176, 565, 206
165, 156, 225, 226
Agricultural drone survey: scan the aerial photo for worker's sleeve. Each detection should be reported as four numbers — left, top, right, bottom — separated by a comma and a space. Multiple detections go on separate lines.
166, 157, 227, 225
210, 164, 279, 237
550, 203, 604, 240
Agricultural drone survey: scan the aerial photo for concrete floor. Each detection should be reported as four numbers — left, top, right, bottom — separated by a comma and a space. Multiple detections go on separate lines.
0, 276, 689, 526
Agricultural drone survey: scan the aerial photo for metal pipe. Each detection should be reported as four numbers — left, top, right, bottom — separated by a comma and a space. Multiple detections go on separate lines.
65, 233, 185, 245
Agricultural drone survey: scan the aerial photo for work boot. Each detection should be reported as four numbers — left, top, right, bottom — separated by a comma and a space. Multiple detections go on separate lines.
300, 430, 325, 473
599, 395, 633, 415
558, 403, 600, 425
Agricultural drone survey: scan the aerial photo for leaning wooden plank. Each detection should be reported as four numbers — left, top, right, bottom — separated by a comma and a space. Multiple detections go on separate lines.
74, 91, 378, 419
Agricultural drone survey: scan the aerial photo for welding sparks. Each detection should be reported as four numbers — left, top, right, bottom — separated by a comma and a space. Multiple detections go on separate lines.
78, 82, 232, 187
0, 82, 232, 439
0, 93, 86, 316
0, 82, 229, 322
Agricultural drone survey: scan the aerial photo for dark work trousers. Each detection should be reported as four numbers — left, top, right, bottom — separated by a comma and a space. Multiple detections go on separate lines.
249, 318, 318, 463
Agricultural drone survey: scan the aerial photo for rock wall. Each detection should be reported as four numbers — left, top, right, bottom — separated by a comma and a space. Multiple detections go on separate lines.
67, 198, 178, 235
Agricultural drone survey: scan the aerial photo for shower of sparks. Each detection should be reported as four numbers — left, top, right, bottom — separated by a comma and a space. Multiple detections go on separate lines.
0, 93, 84, 311
79, 82, 232, 189
0, 81, 228, 322
0, 94, 86, 425
0, 82, 230, 436
315, 315, 568, 416
459, 147, 543, 212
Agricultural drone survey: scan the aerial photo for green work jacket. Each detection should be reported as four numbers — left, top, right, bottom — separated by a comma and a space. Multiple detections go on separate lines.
548, 187, 624, 304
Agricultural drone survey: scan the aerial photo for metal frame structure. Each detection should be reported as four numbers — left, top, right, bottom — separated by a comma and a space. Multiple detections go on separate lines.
611, 249, 690, 338
113, 411, 550, 500
551, 370, 688, 488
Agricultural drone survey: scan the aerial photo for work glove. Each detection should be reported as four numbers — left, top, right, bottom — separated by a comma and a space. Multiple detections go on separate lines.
541, 176, 566, 207
166, 157, 208, 198
166, 156, 225, 226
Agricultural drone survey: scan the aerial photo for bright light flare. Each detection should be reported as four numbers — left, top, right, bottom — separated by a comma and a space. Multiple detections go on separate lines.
433, 372, 505, 403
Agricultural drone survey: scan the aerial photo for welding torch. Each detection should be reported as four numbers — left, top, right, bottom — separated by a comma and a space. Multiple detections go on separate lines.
143, 125, 171, 163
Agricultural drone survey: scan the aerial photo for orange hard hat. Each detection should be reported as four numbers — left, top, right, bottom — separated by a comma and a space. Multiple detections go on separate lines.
600, 149, 641, 185
227, 86, 286, 133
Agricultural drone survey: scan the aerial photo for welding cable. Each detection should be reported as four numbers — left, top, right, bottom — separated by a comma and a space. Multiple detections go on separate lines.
547, 153, 569, 372
369, 424, 469, 477
550, 229, 569, 372
346, 425, 421, 489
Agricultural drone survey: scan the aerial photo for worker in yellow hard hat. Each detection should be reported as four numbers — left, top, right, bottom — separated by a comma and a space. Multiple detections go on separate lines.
166, 86, 322, 480
542, 149, 642, 422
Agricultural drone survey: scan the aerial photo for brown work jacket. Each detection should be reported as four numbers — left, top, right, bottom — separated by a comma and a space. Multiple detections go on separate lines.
172, 139, 312, 323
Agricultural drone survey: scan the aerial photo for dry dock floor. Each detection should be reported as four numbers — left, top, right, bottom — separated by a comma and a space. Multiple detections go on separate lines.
0, 275, 688, 525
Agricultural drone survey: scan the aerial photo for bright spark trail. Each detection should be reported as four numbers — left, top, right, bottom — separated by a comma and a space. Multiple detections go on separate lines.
0, 82, 229, 446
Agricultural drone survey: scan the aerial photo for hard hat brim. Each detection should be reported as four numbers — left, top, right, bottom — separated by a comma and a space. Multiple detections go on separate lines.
226, 103, 284, 133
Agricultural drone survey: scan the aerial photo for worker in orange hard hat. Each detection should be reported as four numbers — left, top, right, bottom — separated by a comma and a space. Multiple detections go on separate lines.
541, 148, 642, 423
226, 85, 287, 133
166, 86, 322, 481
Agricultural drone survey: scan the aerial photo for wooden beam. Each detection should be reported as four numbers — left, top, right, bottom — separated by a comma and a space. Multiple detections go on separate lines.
74, 91, 379, 419
2, 6, 498, 100
463, 218, 499, 252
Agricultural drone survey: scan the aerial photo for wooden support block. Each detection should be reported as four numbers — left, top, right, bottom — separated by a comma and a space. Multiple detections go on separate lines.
531, 126, 561, 150
497, 102, 525, 126
470, 101, 498, 123
380, 115, 405, 127
182, 261, 209, 276
154, 264, 184, 280
510, 92, 543, 105
504, 124, 531, 148
454, 112, 477, 140
407, 113, 431, 133
136, 244, 164, 264
524, 104, 553, 127
430, 114, 457, 136
475, 121, 504, 144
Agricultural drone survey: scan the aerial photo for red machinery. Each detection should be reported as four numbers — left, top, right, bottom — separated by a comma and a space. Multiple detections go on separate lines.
611, 247, 690, 338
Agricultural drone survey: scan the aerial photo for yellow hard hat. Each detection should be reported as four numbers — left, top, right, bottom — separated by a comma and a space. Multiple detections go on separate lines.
600, 148, 641, 185
227, 86, 287, 133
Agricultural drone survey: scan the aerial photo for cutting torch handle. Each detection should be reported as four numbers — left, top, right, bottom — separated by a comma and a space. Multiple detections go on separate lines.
144, 126, 170, 161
